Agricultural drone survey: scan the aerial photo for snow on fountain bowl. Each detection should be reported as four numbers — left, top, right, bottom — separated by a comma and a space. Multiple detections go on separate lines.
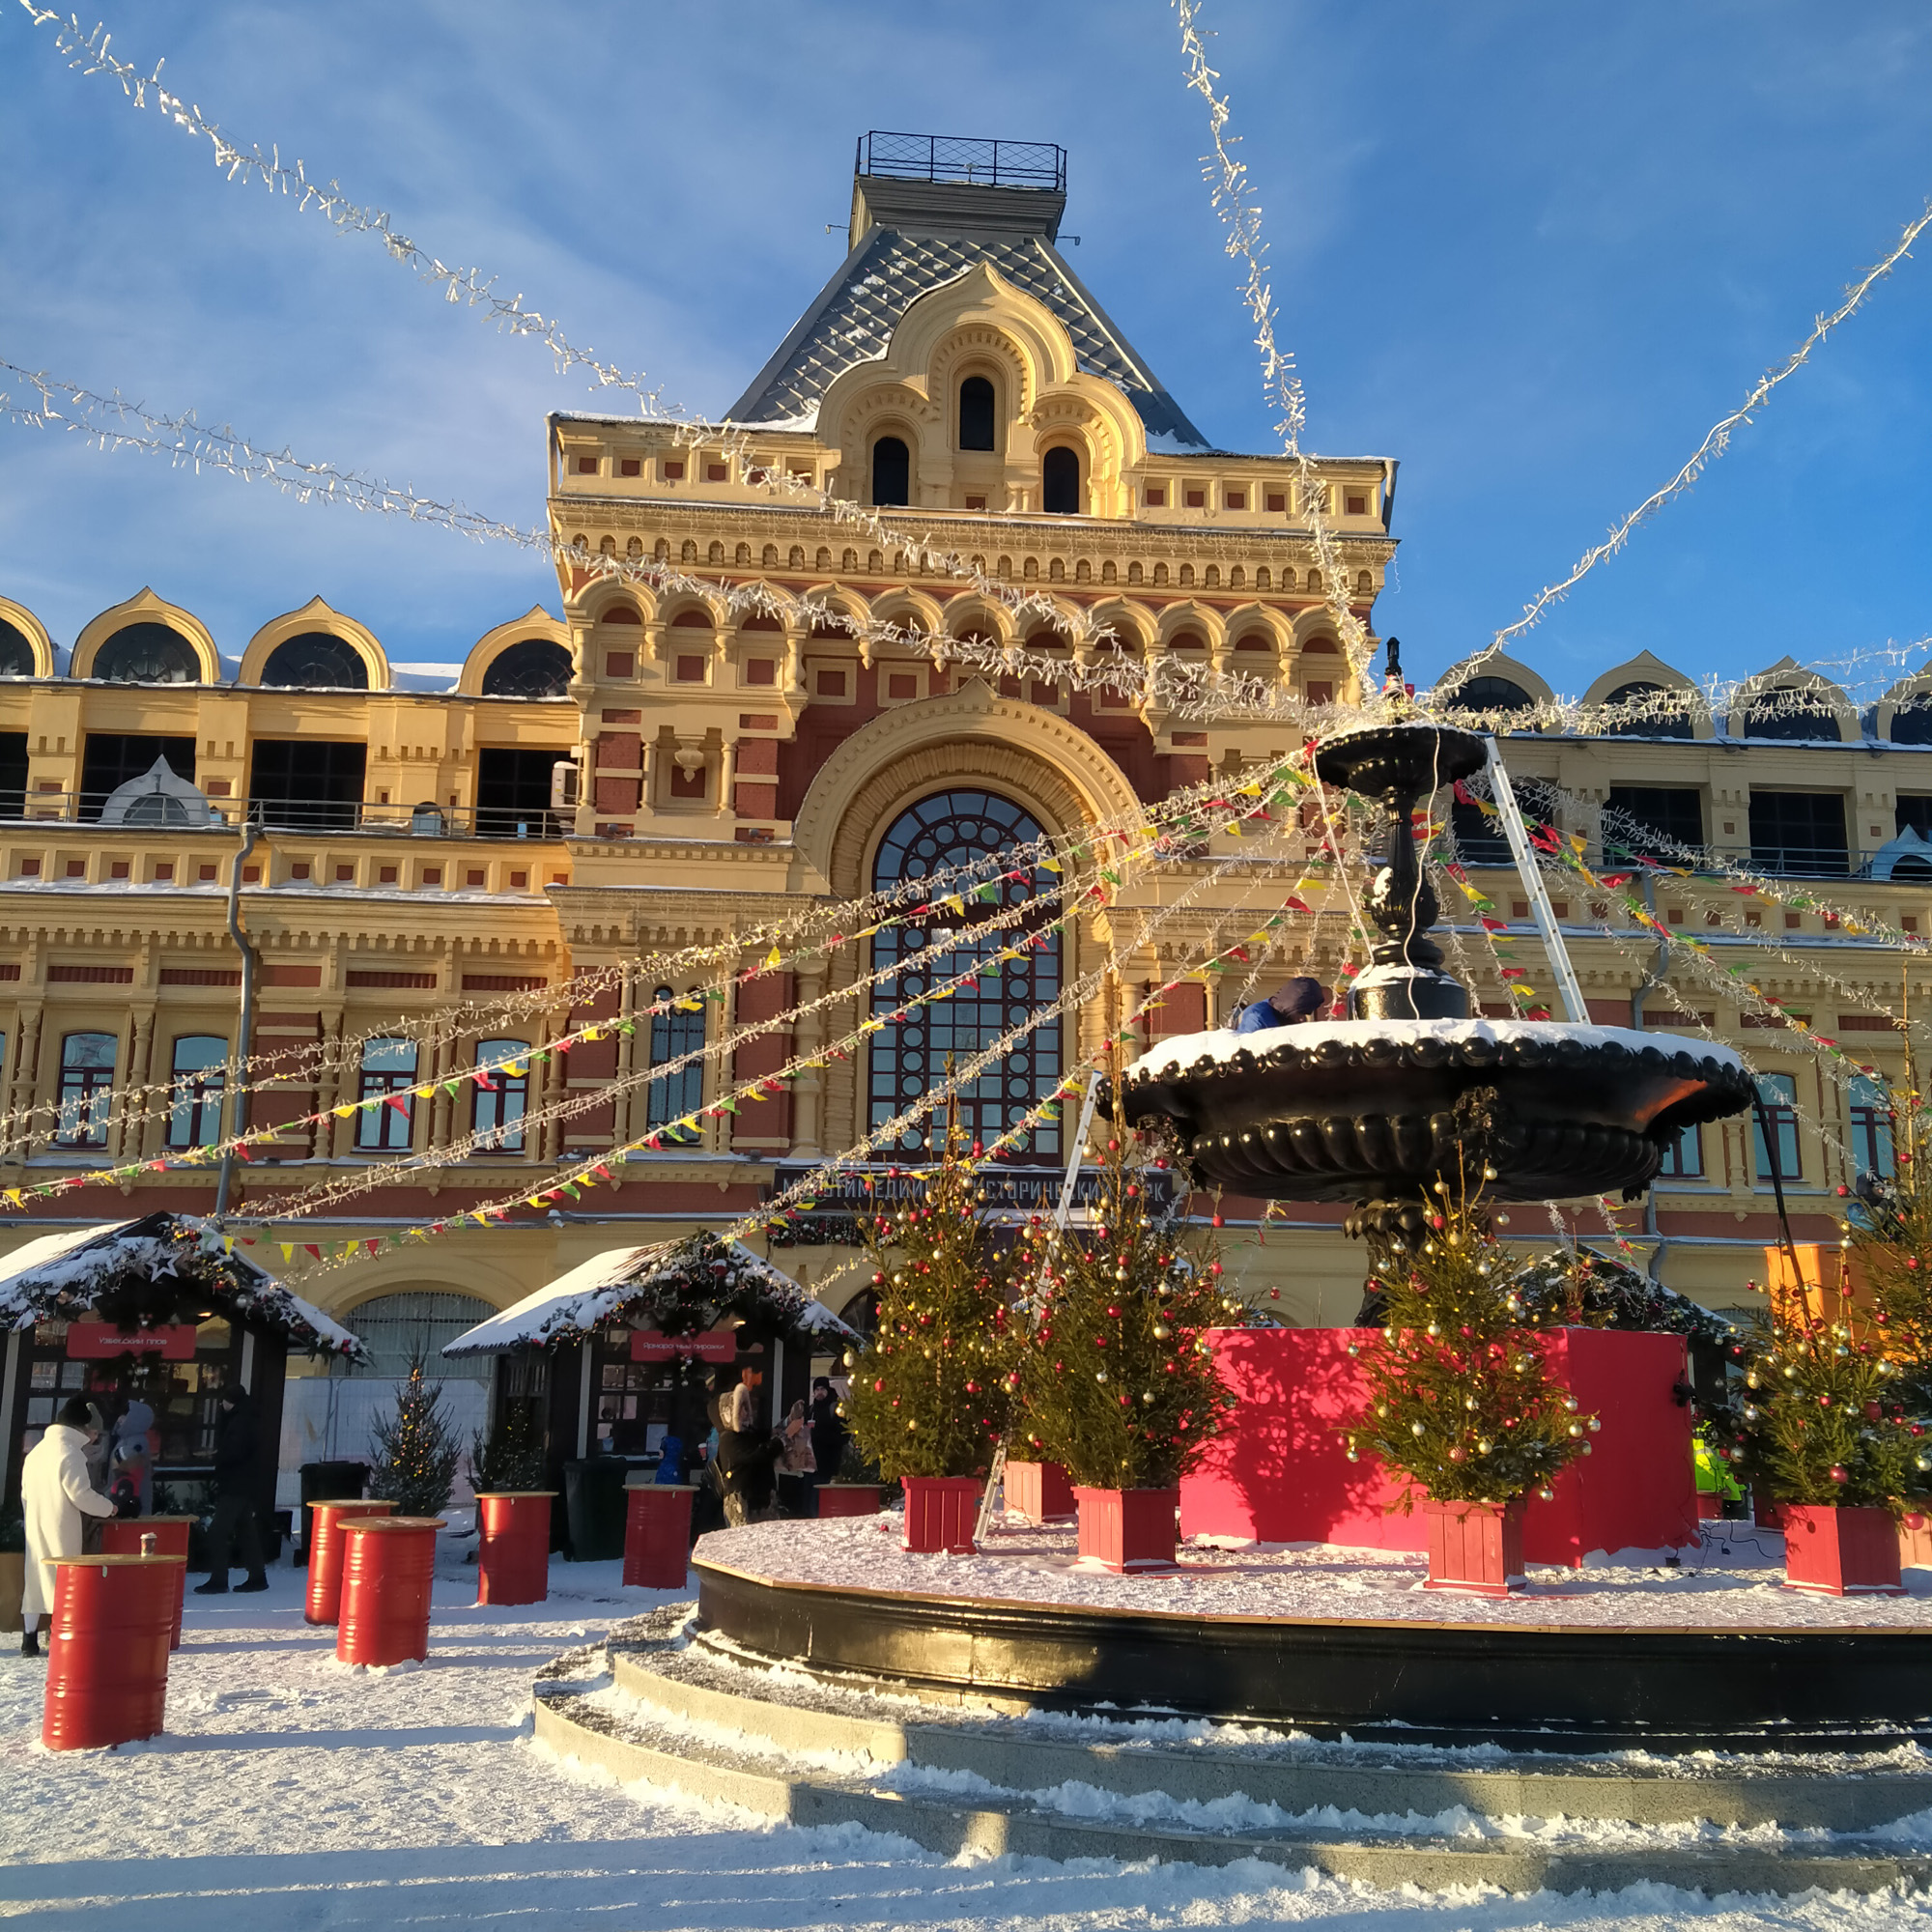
1121, 1014, 1752, 1204
1119, 715, 1753, 1211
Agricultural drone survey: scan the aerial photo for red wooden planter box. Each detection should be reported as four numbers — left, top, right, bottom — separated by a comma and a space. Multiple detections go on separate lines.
1781, 1504, 1905, 1596
1423, 1496, 1526, 1598
900, 1475, 981, 1554
1006, 1460, 1076, 1523
1074, 1487, 1179, 1574
815, 1484, 883, 1519
1900, 1512, 1932, 1570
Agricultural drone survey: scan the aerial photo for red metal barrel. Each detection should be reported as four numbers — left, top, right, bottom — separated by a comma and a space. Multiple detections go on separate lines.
623, 1482, 696, 1589
337, 1517, 445, 1667
99, 1517, 195, 1649
474, 1492, 554, 1605
305, 1498, 397, 1625
43, 1551, 184, 1750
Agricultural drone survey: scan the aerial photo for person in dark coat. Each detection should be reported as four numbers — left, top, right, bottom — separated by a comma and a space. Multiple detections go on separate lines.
808, 1378, 846, 1504
713, 1384, 787, 1526
194, 1384, 269, 1594
1235, 977, 1329, 1033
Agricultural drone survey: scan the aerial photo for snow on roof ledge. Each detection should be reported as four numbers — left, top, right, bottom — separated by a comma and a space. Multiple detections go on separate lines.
443, 1236, 858, 1356
0, 1213, 366, 1360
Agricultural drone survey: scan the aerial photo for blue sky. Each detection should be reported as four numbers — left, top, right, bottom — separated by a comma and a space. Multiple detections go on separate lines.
2, 0, 1930, 696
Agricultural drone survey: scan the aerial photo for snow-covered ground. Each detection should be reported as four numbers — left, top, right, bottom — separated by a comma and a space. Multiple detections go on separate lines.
699, 1514, 1932, 1630
6, 1532, 1932, 1930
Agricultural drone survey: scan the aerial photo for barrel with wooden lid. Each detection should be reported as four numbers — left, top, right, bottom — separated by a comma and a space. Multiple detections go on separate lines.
304, 1497, 398, 1625
622, 1480, 697, 1589
99, 1516, 196, 1649
337, 1517, 445, 1666
43, 1547, 185, 1750
473, 1492, 555, 1606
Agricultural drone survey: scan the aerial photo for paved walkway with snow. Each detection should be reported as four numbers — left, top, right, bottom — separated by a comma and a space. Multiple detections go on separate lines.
5, 1542, 1932, 1930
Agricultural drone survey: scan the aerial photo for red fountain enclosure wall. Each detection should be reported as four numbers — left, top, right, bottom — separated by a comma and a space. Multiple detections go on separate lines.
1179, 1326, 1698, 1568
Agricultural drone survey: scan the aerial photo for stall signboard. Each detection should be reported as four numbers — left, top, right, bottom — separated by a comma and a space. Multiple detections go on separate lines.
629, 1328, 736, 1363
65, 1321, 198, 1361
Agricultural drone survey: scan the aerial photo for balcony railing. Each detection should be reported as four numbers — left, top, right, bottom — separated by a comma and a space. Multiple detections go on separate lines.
0, 796, 570, 840
857, 130, 1065, 192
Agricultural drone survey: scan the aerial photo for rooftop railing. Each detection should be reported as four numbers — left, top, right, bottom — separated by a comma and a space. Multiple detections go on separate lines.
857, 130, 1065, 192
0, 796, 570, 840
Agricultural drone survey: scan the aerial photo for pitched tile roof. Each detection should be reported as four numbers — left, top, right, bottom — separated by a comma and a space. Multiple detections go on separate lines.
724, 228, 1213, 452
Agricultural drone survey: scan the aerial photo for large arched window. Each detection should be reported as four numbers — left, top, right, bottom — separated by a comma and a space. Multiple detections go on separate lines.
868, 790, 1062, 1155
262, 631, 369, 689
482, 639, 573, 698
343, 1291, 496, 1381
958, 377, 996, 451
1738, 689, 1841, 741
871, 436, 911, 508
0, 619, 35, 677
92, 623, 201, 684
1448, 675, 1535, 717
1041, 445, 1081, 515
1892, 696, 1932, 746
645, 987, 705, 1142
1602, 680, 1692, 739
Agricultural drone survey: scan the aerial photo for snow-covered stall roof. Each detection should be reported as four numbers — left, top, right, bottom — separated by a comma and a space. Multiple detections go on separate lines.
444, 1236, 859, 1357
0, 1212, 367, 1361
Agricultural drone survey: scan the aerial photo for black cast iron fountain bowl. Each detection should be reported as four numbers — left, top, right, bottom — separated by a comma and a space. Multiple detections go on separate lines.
1122, 703, 1753, 1225
1120, 1016, 1753, 1207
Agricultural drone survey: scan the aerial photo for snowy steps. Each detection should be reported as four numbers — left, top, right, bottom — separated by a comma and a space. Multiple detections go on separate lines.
530, 1618, 1932, 1897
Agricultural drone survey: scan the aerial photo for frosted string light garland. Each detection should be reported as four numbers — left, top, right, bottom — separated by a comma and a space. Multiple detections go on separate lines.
12, 4, 677, 412
1478, 197, 1932, 665
1171, 0, 1374, 689
268, 830, 1299, 1273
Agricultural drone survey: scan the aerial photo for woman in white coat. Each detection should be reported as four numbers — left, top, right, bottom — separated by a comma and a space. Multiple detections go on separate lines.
20, 1397, 115, 1657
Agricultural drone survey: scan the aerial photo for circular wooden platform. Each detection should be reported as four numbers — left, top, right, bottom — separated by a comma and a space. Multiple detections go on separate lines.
695, 1550, 1932, 1754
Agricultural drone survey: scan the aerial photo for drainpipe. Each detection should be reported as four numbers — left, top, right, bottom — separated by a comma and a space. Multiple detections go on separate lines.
1629, 870, 1672, 1284
213, 811, 261, 1220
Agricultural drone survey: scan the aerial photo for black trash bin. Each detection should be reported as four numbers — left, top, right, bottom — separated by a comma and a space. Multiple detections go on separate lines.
297, 1460, 370, 1564
561, 1457, 630, 1562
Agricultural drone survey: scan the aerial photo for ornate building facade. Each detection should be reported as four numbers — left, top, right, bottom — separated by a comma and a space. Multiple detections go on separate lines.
0, 134, 1927, 1431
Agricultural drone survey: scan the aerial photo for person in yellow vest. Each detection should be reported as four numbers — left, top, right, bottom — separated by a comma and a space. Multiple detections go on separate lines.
1693, 1429, 1744, 1518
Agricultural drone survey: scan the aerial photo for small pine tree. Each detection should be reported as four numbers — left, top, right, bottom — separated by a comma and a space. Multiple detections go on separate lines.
840, 1127, 1013, 1481
1012, 1134, 1235, 1490
370, 1349, 464, 1518
1348, 1176, 1590, 1505
1838, 1065, 1932, 1406
469, 1402, 548, 1495
1738, 1276, 1926, 1508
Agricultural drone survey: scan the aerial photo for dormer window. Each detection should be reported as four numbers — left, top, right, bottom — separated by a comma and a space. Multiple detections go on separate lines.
871, 436, 911, 507
1042, 446, 1081, 516
958, 377, 995, 451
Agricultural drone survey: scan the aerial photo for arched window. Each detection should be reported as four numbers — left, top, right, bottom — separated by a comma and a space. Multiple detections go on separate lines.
1041, 446, 1081, 515
261, 632, 369, 689
355, 1037, 418, 1151
1738, 689, 1840, 742
166, 1036, 228, 1149
1603, 680, 1691, 739
645, 987, 704, 1142
868, 790, 1062, 1155
92, 622, 200, 684
343, 1291, 496, 1381
482, 639, 573, 698
0, 619, 35, 677
1449, 675, 1535, 716
958, 377, 996, 452
1892, 696, 1932, 746
471, 1039, 530, 1152
871, 436, 911, 508
56, 1032, 117, 1148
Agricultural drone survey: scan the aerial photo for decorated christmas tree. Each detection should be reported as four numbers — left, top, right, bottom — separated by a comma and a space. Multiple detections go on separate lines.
839, 1126, 1013, 1481
1736, 1267, 1926, 1508
1347, 1175, 1590, 1505
470, 1402, 548, 1494
1010, 1131, 1236, 1490
369, 1349, 464, 1518
1837, 1064, 1932, 1405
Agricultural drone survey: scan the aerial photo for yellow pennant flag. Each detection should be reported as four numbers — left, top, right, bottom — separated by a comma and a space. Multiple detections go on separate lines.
765, 947, 782, 970
332, 1105, 355, 1120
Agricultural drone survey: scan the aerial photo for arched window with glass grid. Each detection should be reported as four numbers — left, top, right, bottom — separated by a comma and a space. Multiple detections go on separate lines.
645, 987, 704, 1142
867, 789, 1062, 1156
